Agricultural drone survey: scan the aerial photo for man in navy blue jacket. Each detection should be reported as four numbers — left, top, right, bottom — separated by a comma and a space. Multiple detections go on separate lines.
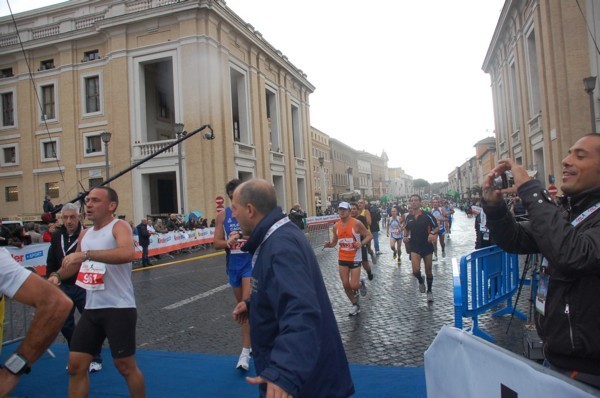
232, 179, 354, 397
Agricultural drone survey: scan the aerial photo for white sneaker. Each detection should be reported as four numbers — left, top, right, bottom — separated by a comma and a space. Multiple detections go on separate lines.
419, 283, 426, 293
348, 304, 360, 316
427, 292, 434, 303
433, 255, 438, 262
359, 278, 368, 297
89, 362, 102, 373
236, 349, 251, 371
370, 252, 377, 265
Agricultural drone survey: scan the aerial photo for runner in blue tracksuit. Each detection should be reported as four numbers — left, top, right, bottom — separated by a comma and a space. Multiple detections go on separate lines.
232, 179, 354, 397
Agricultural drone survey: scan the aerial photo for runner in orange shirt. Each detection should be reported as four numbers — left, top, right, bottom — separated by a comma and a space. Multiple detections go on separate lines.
324, 202, 372, 316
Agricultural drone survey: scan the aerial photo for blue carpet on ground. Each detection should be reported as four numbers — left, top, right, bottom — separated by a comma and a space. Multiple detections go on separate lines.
2, 343, 426, 397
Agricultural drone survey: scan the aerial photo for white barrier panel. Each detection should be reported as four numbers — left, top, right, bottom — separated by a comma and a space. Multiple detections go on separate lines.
138, 228, 215, 257
5, 243, 50, 274
425, 326, 598, 397
306, 215, 339, 226
4, 228, 218, 275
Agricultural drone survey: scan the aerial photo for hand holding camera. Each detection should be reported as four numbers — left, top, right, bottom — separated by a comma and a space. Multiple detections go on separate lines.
483, 158, 530, 205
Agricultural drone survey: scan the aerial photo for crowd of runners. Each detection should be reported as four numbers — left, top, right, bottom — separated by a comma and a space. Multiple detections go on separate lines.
324, 195, 457, 315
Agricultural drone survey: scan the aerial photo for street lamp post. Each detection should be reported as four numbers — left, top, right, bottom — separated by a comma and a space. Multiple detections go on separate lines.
347, 167, 354, 193
318, 156, 327, 215
100, 131, 112, 186
174, 123, 186, 215
583, 76, 597, 134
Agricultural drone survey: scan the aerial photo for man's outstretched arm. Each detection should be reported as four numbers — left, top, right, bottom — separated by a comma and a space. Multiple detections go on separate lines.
0, 272, 72, 396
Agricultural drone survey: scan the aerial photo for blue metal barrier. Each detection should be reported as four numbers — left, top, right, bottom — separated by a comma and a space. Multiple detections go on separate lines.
452, 245, 526, 342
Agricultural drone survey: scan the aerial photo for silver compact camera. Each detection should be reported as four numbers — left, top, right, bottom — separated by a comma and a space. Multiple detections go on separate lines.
492, 172, 510, 190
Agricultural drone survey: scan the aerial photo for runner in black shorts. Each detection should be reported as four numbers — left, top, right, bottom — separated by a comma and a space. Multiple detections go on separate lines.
351, 203, 373, 281
71, 308, 137, 358
51, 187, 145, 397
324, 202, 372, 316
350, 202, 373, 298
403, 194, 438, 303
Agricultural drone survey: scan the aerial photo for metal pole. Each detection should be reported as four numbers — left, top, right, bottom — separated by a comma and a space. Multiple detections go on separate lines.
104, 141, 110, 187
591, 91, 597, 133
348, 168, 354, 192
320, 163, 327, 215
177, 132, 185, 214
54, 124, 213, 211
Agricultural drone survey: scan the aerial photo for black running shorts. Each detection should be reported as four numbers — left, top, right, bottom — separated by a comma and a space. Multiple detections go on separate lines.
338, 260, 361, 269
71, 308, 137, 358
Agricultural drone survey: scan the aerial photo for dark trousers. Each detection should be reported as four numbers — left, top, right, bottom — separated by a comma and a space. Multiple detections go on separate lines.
60, 284, 102, 363
141, 244, 150, 266
372, 231, 380, 252
140, 245, 150, 267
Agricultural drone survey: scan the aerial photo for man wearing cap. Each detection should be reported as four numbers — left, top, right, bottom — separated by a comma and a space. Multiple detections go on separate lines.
324, 201, 372, 316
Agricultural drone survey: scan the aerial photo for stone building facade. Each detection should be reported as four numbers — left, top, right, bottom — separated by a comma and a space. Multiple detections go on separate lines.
0, 0, 315, 220
483, 0, 600, 190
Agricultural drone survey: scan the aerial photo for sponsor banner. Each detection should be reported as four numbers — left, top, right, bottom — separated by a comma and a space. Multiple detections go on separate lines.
5, 243, 50, 275
6, 228, 217, 270
425, 326, 597, 398
306, 215, 339, 226
135, 228, 215, 257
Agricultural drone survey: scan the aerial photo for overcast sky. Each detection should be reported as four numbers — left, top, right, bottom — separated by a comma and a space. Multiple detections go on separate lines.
1, 0, 505, 182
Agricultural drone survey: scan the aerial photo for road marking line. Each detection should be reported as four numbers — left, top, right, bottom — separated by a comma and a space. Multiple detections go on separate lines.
163, 284, 229, 310
133, 251, 224, 272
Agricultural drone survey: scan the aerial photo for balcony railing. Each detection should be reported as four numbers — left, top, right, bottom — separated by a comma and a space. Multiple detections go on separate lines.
270, 151, 285, 164
75, 14, 105, 30
234, 142, 255, 158
528, 113, 542, 136
0, 0, 189, 48
32, 25, 60, 40
133, 139, 178, 159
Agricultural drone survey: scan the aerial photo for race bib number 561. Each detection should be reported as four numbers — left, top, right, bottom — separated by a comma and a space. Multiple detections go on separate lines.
75, 261, 106, 291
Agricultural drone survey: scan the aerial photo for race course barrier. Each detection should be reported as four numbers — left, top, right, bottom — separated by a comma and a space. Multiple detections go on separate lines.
5, 228, 217, 276
452, 245, 526, 342
305, 215, 339, 249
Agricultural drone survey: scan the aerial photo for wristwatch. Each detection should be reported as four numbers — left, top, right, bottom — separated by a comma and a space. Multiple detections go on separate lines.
3, 353, 31, 375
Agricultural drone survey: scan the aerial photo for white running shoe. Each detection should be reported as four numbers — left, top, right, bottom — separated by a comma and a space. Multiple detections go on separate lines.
236, 349, 251, 371
427, 292, 434, 303
419, 283, 426, 293
359, 278, 368, 297
348, 304, 360, 316
89, 362, 102, 373
370, 252, 377, 265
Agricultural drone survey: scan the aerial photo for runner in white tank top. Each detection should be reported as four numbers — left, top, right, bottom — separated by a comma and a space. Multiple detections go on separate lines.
50, 187, 145, 397
386, 207, 404, 264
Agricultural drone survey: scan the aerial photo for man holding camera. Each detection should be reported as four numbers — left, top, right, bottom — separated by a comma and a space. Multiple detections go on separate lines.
482, 133, 600, 389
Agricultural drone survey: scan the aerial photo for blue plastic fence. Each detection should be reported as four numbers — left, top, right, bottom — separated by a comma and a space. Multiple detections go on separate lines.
452, 245, 526, 342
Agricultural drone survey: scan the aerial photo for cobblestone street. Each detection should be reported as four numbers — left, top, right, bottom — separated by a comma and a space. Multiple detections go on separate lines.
129, 209, 532, 367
